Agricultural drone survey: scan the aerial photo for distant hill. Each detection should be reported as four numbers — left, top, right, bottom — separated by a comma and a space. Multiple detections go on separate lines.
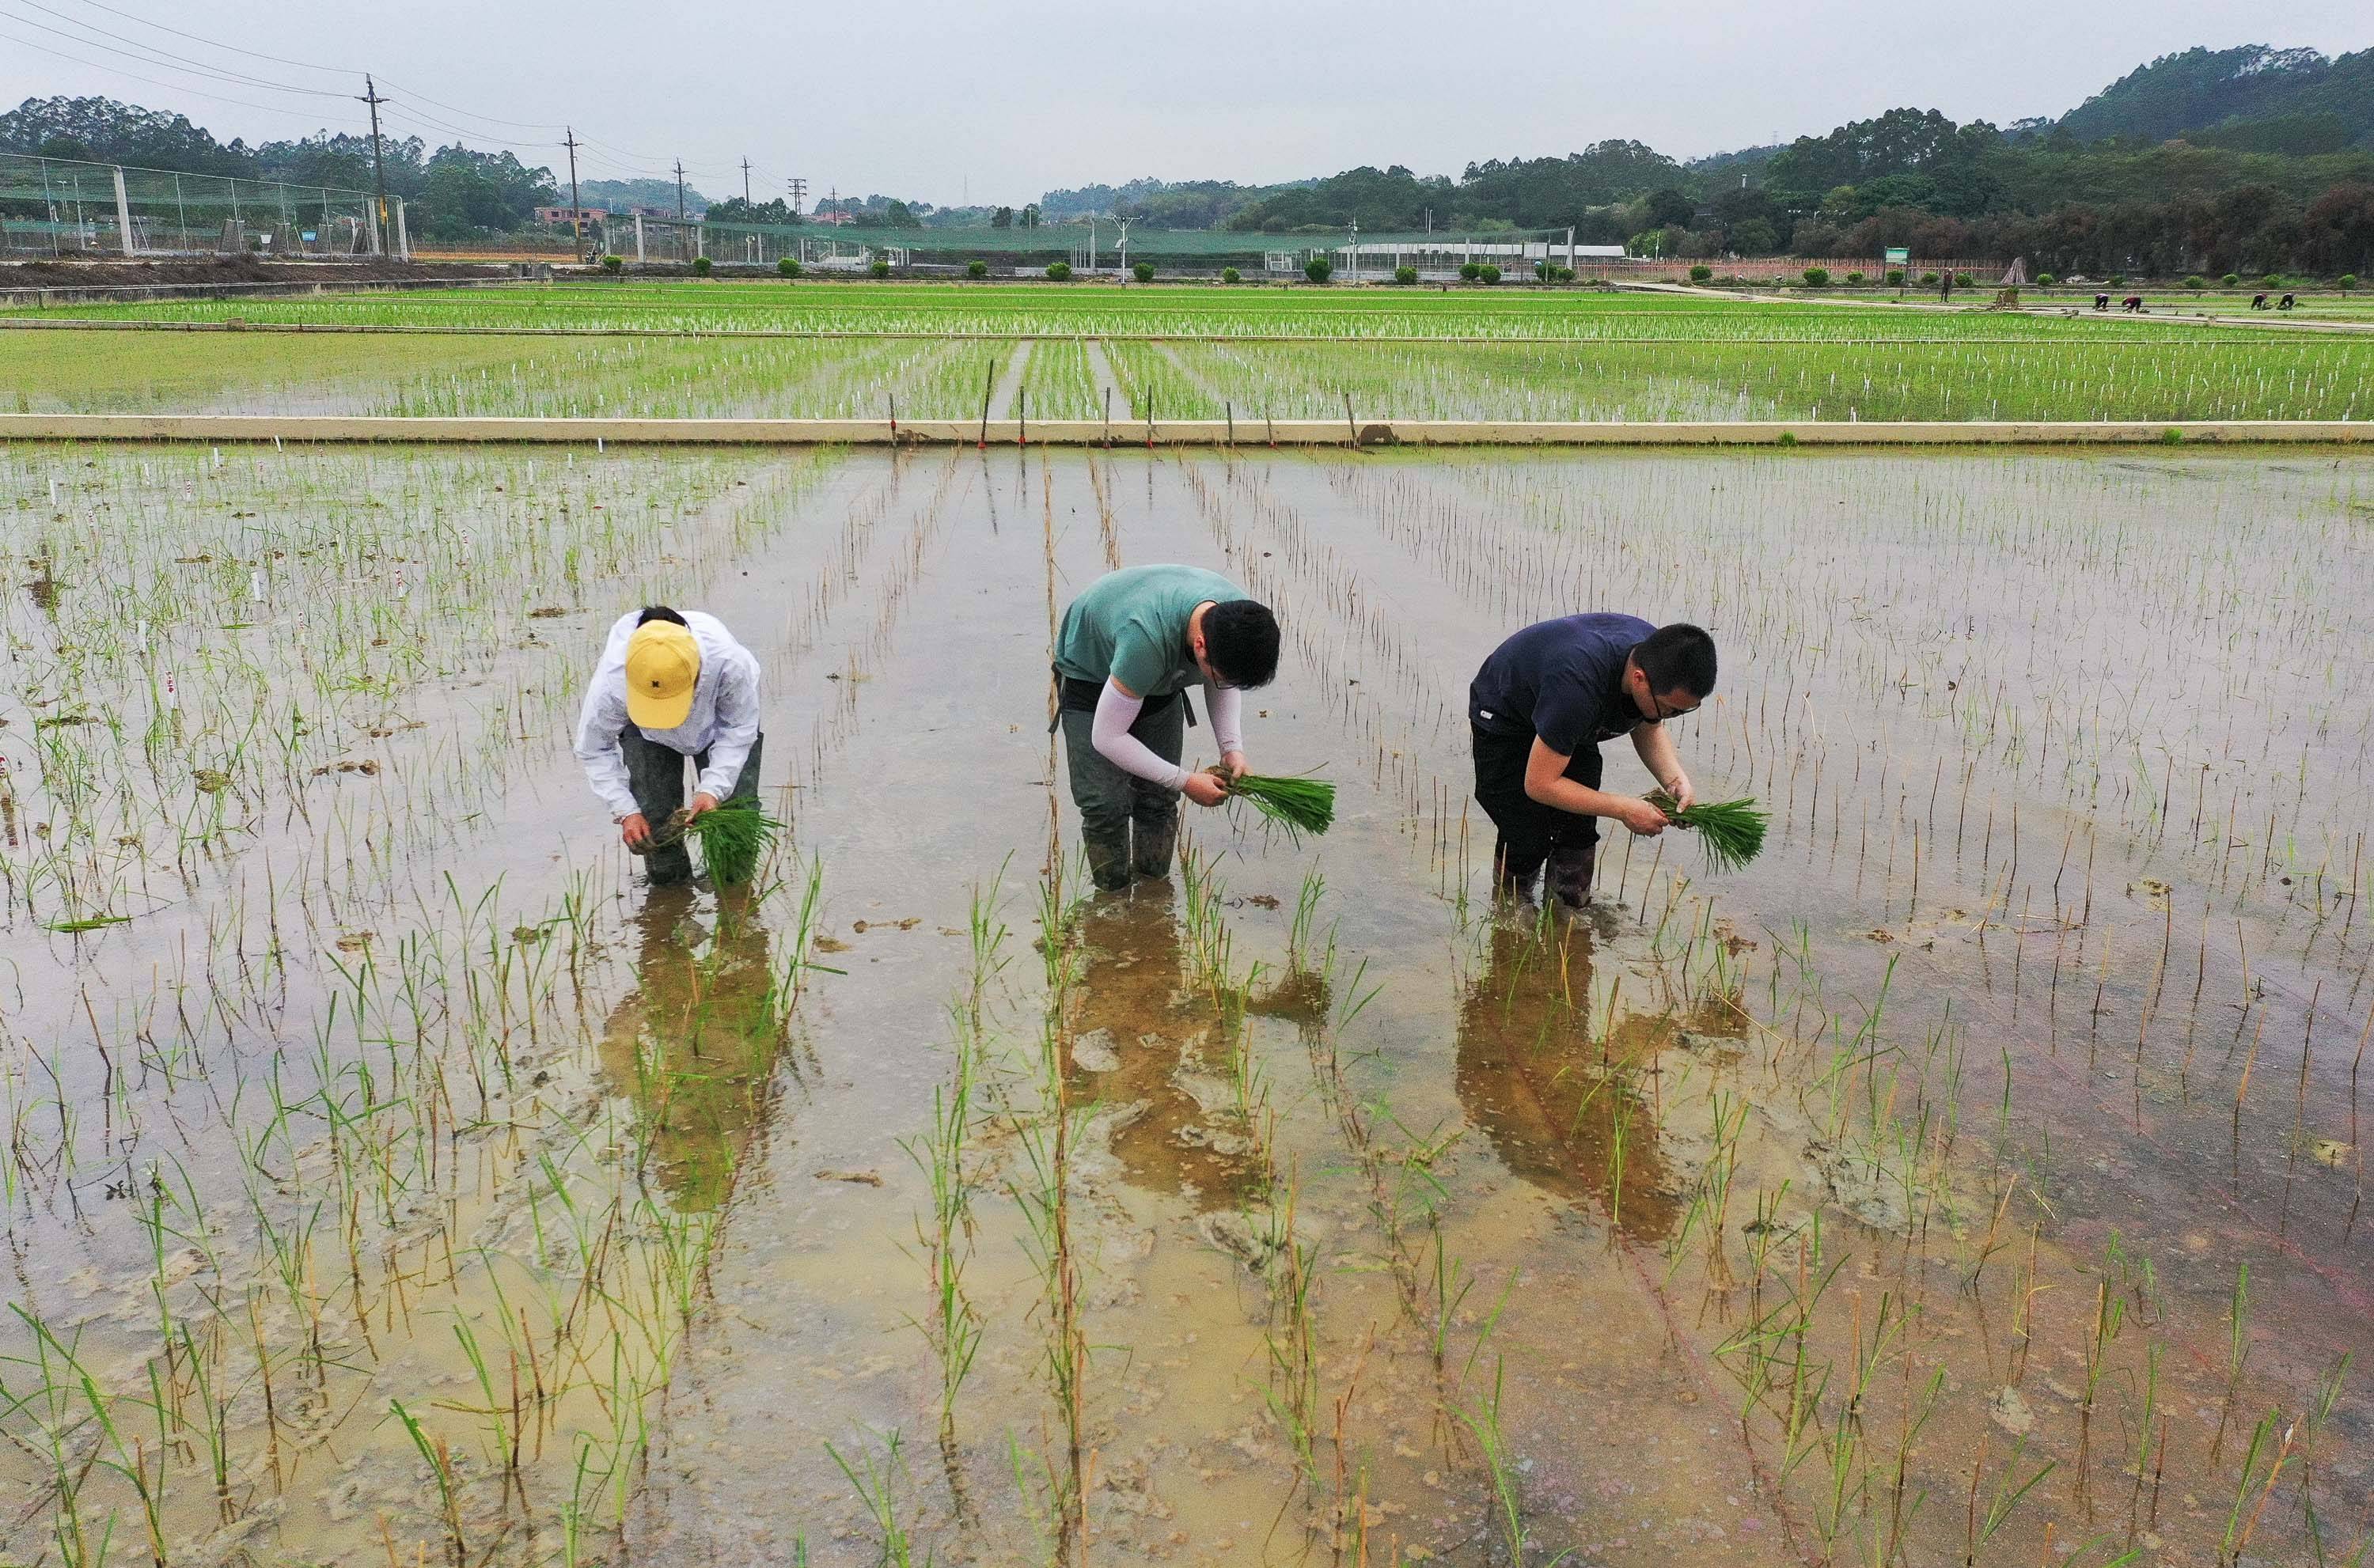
2050, 44, 2374, 148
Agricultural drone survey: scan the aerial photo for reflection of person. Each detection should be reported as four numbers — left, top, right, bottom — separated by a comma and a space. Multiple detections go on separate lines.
1453, 915, 1674, 1240
574, 605, 764, 886
1052, 566, 1280, 892
1468, 617, 1716, 907
1066, 890, 1329, 1210
598, 884, 781, 1214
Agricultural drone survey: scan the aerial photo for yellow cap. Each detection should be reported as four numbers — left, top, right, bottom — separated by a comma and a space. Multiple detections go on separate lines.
624, 621, 700, 729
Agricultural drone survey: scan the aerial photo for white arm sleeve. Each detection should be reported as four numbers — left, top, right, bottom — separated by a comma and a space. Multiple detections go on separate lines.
573, 678, 639, 819
1091, 680, 1190, 790
575, 613, 643, 819
1207, 684, 1245, 754
695, 646, 760, 800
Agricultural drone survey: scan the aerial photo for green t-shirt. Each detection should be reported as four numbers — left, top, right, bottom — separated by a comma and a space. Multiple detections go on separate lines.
1053, 565, 1247, 698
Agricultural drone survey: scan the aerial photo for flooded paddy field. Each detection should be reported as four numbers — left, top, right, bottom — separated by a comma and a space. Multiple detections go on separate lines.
6, 441, 2374, 1566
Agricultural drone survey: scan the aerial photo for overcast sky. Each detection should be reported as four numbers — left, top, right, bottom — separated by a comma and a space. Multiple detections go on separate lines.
4, 0, 2369, 205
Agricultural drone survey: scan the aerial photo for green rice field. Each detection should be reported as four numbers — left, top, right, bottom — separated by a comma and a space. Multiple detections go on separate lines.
5, 279, 2372, 422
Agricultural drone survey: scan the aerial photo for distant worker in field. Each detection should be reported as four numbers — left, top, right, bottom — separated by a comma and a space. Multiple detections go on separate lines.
1052, 565, 1280, 892
575, 605, 763, 887
2122, 294, 2145, 313
1468, 617, 1716, 908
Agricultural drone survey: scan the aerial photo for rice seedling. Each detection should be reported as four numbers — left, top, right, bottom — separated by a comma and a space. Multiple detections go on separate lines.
1647, 788, 1769, 870
1222, 770, 1337, 839
661, 797, 787, 884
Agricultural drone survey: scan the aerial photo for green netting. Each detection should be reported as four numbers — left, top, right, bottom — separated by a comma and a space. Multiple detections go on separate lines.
614, 214, 1583, 267
0, 151, 389, 259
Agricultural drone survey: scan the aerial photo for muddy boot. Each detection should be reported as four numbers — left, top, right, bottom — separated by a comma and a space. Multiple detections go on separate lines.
1132, 805, 1179, 881
1492, 837, 1542, 903
643, 839, 696, 888
1544, 838, 1597, 910
1083, 827, 1135, 894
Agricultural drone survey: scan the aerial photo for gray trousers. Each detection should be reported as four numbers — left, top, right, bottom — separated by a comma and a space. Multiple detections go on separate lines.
1060, 699, 1185, 892
624, 727, 764, 885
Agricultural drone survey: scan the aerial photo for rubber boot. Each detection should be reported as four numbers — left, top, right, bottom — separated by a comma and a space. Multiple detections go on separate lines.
1545, 839, 1597, 910
1083, 827, 1134, 894
1132, 805, 1179, 881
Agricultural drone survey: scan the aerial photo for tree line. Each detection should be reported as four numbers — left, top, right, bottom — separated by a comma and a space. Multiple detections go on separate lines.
8, 89, 2372, 272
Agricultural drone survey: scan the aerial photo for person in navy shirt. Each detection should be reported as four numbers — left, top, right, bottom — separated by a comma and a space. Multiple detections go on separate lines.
1468, 616, 1717, 907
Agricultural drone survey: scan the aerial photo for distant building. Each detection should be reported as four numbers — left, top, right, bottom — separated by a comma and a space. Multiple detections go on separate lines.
536, 206, 608, 225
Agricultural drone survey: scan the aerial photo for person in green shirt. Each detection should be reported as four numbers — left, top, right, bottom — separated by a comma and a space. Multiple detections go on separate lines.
1052, 565, 1281, 892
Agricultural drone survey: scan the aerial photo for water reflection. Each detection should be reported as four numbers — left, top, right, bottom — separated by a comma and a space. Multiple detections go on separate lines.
1068, 887, 1330, 1211
1454, 915, 1741, 1242
598, 883, 785, 1213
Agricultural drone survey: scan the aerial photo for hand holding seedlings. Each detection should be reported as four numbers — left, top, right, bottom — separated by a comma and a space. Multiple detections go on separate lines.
1183, 771, 1230, 808
620, 811, 653, 848
1614, 795, 1671, 836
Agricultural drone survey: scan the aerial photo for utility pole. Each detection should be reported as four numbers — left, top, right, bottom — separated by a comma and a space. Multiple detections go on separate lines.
563, 127, 584, 260
741, 157, 752, 206
788, 177, 807, 220
358, 75, 391, 255
674, 161, 687, 222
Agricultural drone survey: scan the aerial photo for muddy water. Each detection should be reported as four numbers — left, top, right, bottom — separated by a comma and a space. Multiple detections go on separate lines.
615, 447, 2374, 1567
8, 445, 2374, 1566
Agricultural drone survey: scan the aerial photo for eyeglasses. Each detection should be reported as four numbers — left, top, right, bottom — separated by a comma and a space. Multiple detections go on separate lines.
1652, 696, 1700, 724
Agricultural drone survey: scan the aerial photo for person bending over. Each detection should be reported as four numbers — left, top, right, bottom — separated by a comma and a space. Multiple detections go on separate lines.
1469, 616, 1716, 907
1052, 565, 1280, 892
574, 605, 763, 886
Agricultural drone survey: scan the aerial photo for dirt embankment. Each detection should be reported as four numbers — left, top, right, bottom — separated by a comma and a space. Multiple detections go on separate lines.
1, 256, 509, 291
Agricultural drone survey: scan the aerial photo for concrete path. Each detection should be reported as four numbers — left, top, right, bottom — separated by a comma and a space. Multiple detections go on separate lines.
984, 339, 1033, 420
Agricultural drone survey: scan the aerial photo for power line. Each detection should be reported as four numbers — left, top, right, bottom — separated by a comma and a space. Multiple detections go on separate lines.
0, 1, 348, 97
49, 0, 353, 74
371, 78, 570, 134
0, 24, 373, 129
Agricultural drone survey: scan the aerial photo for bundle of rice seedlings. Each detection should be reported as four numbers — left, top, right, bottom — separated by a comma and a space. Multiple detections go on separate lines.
1646, 790, 1768, 872
637, 800, 787, 884
1219, 771, 1336, 839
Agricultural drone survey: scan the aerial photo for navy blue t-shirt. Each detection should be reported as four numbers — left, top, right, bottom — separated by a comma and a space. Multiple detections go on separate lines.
1470, 614, 1655, 756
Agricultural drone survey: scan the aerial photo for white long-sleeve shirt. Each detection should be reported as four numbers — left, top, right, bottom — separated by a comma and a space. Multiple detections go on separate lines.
1090, 678, 1244, 789
574, 611, 761, 819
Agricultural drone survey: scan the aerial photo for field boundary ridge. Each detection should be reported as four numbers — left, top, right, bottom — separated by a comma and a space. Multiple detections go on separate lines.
3, 415, 2372, 448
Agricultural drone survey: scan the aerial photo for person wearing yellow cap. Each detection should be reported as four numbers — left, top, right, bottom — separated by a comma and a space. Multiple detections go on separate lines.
574, 605, 763, 886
